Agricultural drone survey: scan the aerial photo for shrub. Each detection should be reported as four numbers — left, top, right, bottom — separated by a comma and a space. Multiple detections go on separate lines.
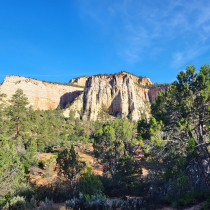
116, 155, 142, 195
79, 165, 104, 196
65, 193, 109, 210
166, 170, 193, 204
39, 197, 54, 210
39, 159, 46, 168
112, 198, 146, 210
203, 197, 210, 210
3, 196, 25, 210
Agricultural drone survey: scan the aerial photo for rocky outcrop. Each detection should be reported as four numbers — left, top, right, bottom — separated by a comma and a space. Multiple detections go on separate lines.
120, 71, 153, 86
138, 77, 153, 86
64, 75, 151, 121
69, 77, 88, 87
0, 76, 83, 110
64, 73, 169, 121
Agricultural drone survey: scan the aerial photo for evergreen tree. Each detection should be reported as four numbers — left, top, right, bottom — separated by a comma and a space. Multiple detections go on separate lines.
0, 92, 7, 135
116, 155, 142, 194
0, 135, 24, 198
8, 89, 29, 137
79, 164, 104, 196
138, 64, 210, 188
93, 119, 137, 180
94, 122, 123, 179
56, 145, 85, 180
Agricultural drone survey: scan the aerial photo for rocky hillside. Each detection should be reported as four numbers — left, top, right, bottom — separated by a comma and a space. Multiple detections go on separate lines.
0, 76, 83, 110
64, 74, 169, 121
0, 73, 168, 120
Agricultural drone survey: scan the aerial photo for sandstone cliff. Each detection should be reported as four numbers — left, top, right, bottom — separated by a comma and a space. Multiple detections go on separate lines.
64, 73, 169, 121
69, 76, 88, 87
68, 73, 153, 88
64, 74, 151, 121
120, 71, 153, 86
0, 76, 83, 110
1, 74, 169, 121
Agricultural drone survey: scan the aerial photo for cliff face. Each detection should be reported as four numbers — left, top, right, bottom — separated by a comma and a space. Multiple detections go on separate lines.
64, 75, 151, 121
64, 74, 169, 121
120, 71, 153, 86
0, 76, 83, 110
1, 74, 169, 121
139, 77, 153, 86
69, 77, 88, 87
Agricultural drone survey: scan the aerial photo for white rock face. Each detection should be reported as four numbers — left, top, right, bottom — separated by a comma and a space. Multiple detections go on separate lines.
0, 74, 168, 121
80, 75, 150, 121
0, 75, 83, 110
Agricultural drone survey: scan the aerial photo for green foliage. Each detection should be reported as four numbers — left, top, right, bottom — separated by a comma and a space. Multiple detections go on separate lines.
0, 135, 25, 199
69, 110, 76, 121
203, 197, 210, 210
56, 145, 85, 180
93, 120, 123, 179
111, 197, 146, 210
79, 164, 104, 196
8, 89, 29, 137
65, 193, 109, 210
166, 170, 193, 205
137, 64, 210, 194
116, 155, 142, 194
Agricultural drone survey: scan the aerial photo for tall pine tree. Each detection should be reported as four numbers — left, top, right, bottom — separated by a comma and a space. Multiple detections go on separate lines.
8, 89, 29, 137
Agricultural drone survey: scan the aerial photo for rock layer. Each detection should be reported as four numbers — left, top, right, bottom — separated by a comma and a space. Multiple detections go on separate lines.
0, 76, 83, 110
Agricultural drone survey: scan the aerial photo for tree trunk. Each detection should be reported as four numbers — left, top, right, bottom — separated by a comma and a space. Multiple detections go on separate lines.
17, 117, 19, 136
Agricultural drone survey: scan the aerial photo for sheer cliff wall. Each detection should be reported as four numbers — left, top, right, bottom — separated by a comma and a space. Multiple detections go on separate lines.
64, 74, 168, 121
1, 74, 168, 120
0, 76, 83, 110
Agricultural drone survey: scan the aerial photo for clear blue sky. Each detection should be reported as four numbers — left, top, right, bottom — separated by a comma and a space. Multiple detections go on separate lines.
0, 0, 210, 84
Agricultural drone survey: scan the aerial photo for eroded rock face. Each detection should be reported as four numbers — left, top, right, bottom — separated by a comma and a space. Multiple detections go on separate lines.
64, 74, 169, 121
0, 76, 83, 110
66, 75, 150, 121
69, 77, 88, 87
119, 71, 153, 86
1, 74, 169, 121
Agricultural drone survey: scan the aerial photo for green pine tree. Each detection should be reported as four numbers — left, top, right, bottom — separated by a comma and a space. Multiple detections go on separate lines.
116, 154, 142, 194
56, 145, 85, 180
8, 89, 29, 137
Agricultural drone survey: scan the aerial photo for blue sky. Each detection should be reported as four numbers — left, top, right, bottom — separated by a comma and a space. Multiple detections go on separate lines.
0, 0, 210, 84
